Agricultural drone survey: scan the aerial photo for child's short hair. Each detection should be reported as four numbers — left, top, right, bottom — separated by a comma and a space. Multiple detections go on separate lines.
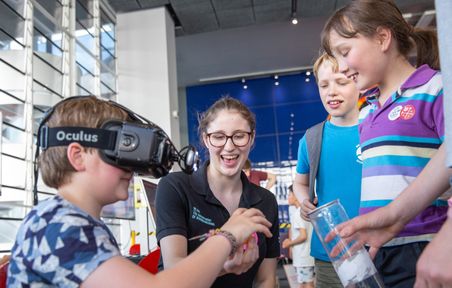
313, 52, 339, 82
39, 96, 129, 188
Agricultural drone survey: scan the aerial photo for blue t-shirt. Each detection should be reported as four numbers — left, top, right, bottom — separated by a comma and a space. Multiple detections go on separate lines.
296, 121, 362, 261
8, 195, 120, 287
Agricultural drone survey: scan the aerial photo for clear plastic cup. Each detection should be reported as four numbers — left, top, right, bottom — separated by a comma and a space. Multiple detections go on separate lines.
308, 199, 385, 288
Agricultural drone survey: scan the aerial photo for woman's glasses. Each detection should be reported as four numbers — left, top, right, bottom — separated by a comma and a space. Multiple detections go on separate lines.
206, 131, 252, 147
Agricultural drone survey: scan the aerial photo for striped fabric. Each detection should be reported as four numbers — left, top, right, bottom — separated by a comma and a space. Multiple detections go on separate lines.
358, 65, 449, 246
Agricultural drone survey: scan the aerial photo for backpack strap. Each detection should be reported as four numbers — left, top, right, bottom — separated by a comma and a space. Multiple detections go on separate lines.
305, 120, 326, 201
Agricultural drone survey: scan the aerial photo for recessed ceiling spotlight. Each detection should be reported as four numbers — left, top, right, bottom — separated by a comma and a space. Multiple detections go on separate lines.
243, 84, 248, 89
241, 78, 246, 83
275, 81, 279, 86
306, 71, 311, 76
305, 78, 310, 82
274, 75, 279, 80
291, 17, 298, 25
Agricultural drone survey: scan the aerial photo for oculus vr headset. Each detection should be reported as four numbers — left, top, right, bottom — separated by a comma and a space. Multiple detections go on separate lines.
33, 96, 199, 205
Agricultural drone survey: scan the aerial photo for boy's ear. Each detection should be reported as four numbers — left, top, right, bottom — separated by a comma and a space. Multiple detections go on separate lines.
66, 143, 86, 171
375, 26, 392, 52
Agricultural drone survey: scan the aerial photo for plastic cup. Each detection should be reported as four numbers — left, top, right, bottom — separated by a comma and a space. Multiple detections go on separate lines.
308, 199, 384, 288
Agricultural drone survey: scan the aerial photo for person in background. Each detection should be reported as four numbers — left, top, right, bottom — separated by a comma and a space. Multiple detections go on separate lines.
7, 96, 273, 288
293, 52, 362, 288
321, 0, 447, 286
243, 159, 277, 190
156, 96, 280, 288
282, 185, 315, 288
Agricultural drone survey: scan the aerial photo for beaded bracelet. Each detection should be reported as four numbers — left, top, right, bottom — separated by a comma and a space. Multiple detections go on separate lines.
209, 229, 239, 257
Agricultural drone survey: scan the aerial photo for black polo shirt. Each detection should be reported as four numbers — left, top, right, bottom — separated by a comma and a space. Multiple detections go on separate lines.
156, 160, 280, 288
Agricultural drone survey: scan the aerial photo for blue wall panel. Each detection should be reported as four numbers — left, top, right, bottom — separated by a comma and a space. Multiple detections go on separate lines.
186, 73, 328, 166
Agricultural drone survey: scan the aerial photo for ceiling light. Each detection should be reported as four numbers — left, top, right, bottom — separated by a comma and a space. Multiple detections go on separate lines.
275, 81, 279, 86
306, 71, 311, 76
243, 84, 248, 89
241, 78, 246, 83
274, 75, 279, 80
291, 17, 298, 25
305, 78, 310, 82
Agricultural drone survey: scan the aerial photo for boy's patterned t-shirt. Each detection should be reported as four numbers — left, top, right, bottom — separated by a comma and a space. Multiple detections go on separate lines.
7, 195, 120, 287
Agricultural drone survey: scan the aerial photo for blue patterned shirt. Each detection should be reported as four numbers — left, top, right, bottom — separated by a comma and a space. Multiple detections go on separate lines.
8, 195, 120, 287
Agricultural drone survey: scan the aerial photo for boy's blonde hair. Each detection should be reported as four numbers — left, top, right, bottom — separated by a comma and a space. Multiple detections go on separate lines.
39, 96, 129, 188
313, 52, 339, 82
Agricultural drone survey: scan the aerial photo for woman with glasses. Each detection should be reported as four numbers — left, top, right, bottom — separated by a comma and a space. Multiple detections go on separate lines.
155, 96, 280, 287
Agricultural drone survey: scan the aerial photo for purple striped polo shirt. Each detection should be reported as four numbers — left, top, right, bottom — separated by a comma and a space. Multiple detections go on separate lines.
358, 64, 449, 246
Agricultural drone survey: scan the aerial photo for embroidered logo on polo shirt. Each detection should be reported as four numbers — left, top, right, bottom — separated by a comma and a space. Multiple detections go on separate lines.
400, 105, 416, 120
192, 207, 215, 226
388, 105, 403, 121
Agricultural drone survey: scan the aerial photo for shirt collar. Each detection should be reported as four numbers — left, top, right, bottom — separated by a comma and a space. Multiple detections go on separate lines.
190, 159, 263, 207
364, 64, 438, 104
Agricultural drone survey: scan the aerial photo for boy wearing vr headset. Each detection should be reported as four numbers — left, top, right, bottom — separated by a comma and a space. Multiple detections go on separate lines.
7, 96, 273, 287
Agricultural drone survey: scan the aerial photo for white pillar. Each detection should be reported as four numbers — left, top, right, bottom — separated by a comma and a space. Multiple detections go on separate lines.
116, 7, 180, 148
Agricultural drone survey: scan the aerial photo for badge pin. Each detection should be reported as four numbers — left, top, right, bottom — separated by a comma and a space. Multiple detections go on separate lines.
388, 105, 403, 121
400, 104, 416, 120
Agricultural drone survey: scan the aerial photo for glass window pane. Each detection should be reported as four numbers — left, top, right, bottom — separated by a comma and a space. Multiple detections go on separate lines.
100, 10, 115, 41
33, 28, 63, 70
3, 0, 25, 17
0, 1, 25, 46
33, 55, 63, 95
1, 155, 25, 188
0, 29, 25, 52
76, 0, 94, 53
101, 62, 116, 92
0, 187, 28, 219
101, 82, 115, 100
33, 3, 63, 50
2, 124, 26, 158
35, 0, 63, 22
0, 219, 21, 253
0, 61, 25, 100
76, 64, 95, 96
0, 93, 25, 129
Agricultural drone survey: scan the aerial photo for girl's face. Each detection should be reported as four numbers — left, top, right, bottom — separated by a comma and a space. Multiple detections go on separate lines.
328, 30, 389, 91
203, 109, 254, 178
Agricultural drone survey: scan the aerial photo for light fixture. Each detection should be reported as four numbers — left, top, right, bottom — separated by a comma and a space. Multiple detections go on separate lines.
305, 78, 310, 82
275, 81, 279, 86
274, 75, 279, 80
241, 78, 247, 89
243, 84, 248, 89
306, 71, 311, 76
291, 0, 298, 25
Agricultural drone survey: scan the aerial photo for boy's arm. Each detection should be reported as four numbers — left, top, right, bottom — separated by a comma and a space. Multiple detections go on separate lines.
283, 227, 307, 248
265, 172, 276, 190
336, 144, 452, 257
254, 258, 277, 288
293, 173, 316, 221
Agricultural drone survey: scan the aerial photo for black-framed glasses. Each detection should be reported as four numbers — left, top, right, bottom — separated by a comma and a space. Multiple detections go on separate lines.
206, 131, 252, 147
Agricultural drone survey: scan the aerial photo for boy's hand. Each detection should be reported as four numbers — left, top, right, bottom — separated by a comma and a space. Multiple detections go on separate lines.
281, 238, 292, 249
221, 208, 272, 244
300, 198, 317, 221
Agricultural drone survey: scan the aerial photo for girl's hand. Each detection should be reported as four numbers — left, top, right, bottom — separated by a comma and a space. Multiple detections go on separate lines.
221, 208, 272, 244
